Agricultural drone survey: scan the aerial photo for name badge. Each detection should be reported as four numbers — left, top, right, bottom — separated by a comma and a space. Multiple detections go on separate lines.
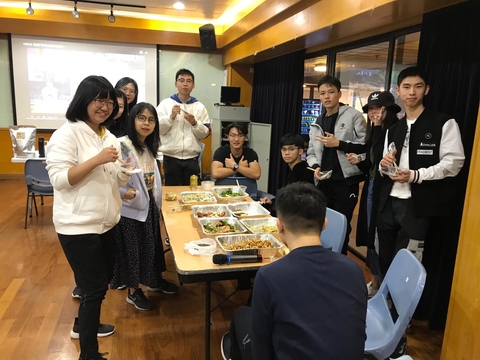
417, 149, 433, 155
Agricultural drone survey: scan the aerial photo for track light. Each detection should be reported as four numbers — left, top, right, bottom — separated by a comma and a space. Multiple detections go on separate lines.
108, 5, 115, 23
72, 1, 80, 19
26, 1, 34, 15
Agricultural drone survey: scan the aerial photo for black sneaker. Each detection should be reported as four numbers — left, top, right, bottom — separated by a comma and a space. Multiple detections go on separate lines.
78, 351, 109, 360
221, 332, 232, 360
147, 278, 179, 294
72, 286, 84, 299
126, 288, 153, 311
71, 318, 115, 339
389, 334, 407, 359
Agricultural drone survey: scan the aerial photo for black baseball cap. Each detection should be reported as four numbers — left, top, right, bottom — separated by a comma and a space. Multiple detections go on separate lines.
362, 91, 401, 113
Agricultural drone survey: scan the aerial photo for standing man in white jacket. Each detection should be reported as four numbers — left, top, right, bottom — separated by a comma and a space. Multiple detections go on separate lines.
157, 68, 210, 185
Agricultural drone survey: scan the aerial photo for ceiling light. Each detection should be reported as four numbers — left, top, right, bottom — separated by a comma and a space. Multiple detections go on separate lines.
173, 2, 185, 10
314, 65, 327, 72
108, 4, 115, 23
72, 1, 79, 19
26, 1, 34, 15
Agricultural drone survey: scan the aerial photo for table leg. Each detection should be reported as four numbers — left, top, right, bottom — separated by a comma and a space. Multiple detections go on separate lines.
205, 281, 211, 360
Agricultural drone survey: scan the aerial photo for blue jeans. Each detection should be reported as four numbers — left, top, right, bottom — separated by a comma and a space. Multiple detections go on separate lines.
58, 227, 117, 359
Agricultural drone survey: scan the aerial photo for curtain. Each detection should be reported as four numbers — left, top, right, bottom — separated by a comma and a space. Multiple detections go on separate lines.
415, 1, 480, 330
250, 50, 306, 194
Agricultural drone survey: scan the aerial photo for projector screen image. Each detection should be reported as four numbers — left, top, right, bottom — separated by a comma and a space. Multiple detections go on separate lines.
11, 35, 157, 130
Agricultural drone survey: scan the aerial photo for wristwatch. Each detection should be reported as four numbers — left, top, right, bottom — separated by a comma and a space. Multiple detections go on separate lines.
233, 163, 239, 171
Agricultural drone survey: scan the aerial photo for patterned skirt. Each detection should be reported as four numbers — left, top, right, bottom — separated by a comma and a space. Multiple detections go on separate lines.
110, 190, 166, 289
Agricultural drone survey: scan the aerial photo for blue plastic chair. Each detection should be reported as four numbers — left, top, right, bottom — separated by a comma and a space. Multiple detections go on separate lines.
24, 159, 53, 229
215, 176, 258, 200
364, 249, 427, 359
321, 207, 347, 253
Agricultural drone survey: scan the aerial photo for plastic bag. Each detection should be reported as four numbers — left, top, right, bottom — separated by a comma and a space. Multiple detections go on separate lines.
9, 125, 36, 158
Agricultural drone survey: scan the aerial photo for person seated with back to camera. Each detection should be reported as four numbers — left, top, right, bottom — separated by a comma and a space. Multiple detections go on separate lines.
260, 133, 314, 216
220, 182, 368, 360
211, 122, 261, 181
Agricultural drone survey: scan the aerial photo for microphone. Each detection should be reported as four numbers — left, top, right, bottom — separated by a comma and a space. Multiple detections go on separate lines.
212, 253, 263, 265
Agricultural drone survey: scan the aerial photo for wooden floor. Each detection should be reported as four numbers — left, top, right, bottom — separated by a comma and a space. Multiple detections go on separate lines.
0, 179, 443, 360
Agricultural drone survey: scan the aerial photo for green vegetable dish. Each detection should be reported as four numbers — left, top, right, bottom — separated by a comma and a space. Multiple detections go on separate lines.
220, 189, 243, 197
203, 220, 239, 234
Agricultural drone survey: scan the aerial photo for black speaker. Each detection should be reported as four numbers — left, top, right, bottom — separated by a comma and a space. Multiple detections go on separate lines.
199, 24, 217, 51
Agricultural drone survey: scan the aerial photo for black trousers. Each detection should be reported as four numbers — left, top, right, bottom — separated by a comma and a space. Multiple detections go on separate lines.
377, 197, 430, 276
230, 306, 253, 360
318, 181, 359, 255
58, 227, 117, 360
163, 155, 199, 186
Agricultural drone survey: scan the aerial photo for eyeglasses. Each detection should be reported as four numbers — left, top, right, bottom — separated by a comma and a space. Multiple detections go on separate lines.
121, 86, 137, 95
228, 133, 246, 139
281, 146, 299, 153
176, 78, 194, 83
94, 99, 116, 110
136, 115, 156, 124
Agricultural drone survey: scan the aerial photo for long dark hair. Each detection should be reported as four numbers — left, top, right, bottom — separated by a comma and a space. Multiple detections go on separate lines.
115, 77, 138, 109
365, 107, 399, 142
66, 75, 118, 123
106, 89, 129, 137
125, 102, 160, 158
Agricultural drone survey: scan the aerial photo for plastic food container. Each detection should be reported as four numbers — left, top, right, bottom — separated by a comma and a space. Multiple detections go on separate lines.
197, 217, 247, 235
192, 204, 231, 218
201, 180, 215, 190
227, 202, 270, 218
180, 191, 217, 204
240, 217, 279, 233
211, 186, 248, 202
215, 233, 283, 258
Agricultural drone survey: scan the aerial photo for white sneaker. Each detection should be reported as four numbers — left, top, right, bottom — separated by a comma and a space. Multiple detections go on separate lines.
366, 281, 378, 298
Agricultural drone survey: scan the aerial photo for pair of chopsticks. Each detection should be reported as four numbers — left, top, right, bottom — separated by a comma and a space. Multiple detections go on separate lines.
307, 167, 316, 172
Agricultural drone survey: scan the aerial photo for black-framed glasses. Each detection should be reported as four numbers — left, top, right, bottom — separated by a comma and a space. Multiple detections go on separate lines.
228, 133, 246, 139
121, 86, 137, 94
176, 78, 194, 83
136, 115, 156, 124
281, 146, 299, 153
94, 99, 116, 110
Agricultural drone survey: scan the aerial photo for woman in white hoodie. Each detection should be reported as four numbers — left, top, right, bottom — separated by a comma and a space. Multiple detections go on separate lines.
46, 75, 130, 360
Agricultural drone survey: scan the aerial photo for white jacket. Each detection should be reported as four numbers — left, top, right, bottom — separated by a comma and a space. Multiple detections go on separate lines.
157, 96, 210, 159
46, 120, 129, 235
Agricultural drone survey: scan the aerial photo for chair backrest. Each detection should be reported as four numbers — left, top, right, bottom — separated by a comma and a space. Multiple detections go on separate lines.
24, 159, 54, 194
214, 176, 258, 200
320, 207, 347, 253
365, 249, 427, 359
198, 142, 205, 176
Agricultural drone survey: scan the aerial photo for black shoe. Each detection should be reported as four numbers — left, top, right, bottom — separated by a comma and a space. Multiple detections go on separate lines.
71, 318, 115, 339
221, 332, 232, 360
147, 278, 179, 294
389, 334, 407, 359
78, 351, 109, 360
126, 288, 153, 310
72, 286, 84, 299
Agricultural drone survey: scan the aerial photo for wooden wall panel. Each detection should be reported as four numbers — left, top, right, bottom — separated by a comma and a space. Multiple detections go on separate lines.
442, 108, 480, 359
226, 64, 254, 107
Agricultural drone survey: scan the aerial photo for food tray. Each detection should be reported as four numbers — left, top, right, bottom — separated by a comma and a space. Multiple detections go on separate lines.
197, 217, 247, 235
211, 186, 249, 201
240, 217, 279, 233
227, 202, 270, 218
180, 191, 217, 204
191, 204, 231, 218
215, 233, 283, 258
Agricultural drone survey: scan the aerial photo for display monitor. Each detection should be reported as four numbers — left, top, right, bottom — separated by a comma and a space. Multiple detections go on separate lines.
301, 99, 322, 135
221, 86, 241, 105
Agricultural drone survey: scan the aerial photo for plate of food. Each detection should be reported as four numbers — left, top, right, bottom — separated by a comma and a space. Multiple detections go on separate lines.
215, 233, 283, 258
180, 191, 217, 204
227, 202, 270, 218
198, 217, 247, 235
240, 217, 279, 233
192, 204, 231, 218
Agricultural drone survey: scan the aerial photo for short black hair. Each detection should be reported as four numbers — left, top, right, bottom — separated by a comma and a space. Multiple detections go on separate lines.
280, 133, 304, 149
397, 66, 428, 86
66, 75, 118, 123
317, 74, 341, 92
225, 122, 248, 136
175, 68, 195, 83
276, 182, 327, 235
125, 102, 160, 158
115, 77, 139, 108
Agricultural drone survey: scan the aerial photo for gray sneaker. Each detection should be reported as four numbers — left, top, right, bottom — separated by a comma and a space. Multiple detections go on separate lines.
70, 317, 115, 339
126, 288, 153, 311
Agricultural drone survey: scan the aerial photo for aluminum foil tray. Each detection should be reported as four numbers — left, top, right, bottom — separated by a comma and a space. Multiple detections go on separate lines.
215, 233, 283, 258
240, 217, 279, 233
227, 202, 270, 218
197, 217, 247, 235
180, 191, 217, 204
191, 204, 231, 218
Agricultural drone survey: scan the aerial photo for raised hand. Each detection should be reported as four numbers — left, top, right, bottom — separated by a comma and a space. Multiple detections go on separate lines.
316, 132, 340, 147
381, 149, 397, 168
225, 153, 236, 170
171, 105, 181, 119
239, 156, 248, 168
96, 145, 118, 165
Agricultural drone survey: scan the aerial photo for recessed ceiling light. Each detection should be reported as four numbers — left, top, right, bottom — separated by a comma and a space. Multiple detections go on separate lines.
173, 2, 185, 10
